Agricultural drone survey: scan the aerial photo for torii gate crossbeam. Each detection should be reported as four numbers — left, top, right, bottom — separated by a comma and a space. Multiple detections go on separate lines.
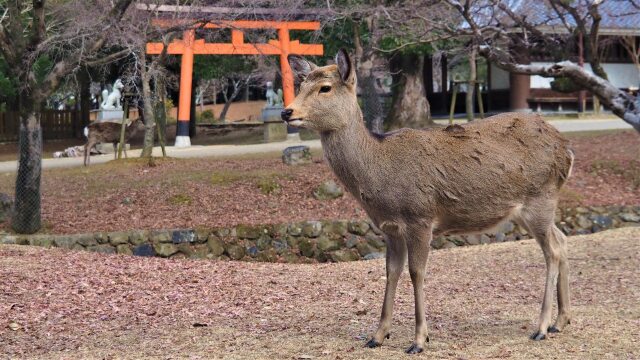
147, 20, 323, 147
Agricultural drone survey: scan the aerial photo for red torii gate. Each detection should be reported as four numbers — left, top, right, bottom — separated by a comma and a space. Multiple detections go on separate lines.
147, 20, 323, 147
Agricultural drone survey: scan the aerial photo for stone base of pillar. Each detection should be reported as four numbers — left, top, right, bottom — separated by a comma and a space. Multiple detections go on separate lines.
174, 135, 191, 148
286, 132, 301, 142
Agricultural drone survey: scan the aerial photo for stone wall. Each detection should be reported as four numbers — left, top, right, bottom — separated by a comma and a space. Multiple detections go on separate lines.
1, 205, 638, 263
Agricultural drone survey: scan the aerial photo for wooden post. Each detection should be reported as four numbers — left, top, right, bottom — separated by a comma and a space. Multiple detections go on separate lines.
117, 100, 129, 159
449, 82, 458, 125
476, 82, 485, 119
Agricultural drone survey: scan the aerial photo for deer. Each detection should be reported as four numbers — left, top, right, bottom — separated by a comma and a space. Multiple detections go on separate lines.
282, 49, 574, 354
83, 118, 145, 166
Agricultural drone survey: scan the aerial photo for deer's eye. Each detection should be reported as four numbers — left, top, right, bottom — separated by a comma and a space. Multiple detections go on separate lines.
319, 85, 332, 93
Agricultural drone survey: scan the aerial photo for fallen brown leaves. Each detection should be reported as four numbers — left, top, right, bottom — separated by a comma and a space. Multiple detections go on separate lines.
1, 227, 638, 359
0, 130, 637, 235
562, 130, 640, 207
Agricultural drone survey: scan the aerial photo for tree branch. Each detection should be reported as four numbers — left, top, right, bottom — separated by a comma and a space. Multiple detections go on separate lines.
30, 0, 46, 49
478, 45, 640, 132
36, 0, 134, 101
83, 49, 131, 67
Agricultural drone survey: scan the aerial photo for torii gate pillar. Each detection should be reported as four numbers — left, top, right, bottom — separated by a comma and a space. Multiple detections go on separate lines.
278, 27, 295, 107
149, 20, 323, 147
176, 30, 195, 147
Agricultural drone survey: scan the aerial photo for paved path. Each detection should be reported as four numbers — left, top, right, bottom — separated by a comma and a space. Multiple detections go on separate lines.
0, 118, 633, 173
0, 139, 323, 173
433, 118, 633, 132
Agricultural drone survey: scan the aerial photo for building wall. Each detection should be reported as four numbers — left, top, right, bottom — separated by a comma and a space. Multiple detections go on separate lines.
490, 63, 511, 90
491, 62, 640, 90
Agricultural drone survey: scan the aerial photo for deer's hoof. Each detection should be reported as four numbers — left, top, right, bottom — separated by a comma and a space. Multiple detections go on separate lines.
364, 339, 382, 348
547, 326, 561, 333
530, 332, 546, 341
405, 344, 423, 354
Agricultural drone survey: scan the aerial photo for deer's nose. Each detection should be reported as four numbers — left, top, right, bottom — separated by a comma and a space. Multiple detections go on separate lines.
281, 108, 293, 122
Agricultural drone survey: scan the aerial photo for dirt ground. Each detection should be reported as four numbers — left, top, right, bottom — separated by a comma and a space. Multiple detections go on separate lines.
1, 227, 638, 359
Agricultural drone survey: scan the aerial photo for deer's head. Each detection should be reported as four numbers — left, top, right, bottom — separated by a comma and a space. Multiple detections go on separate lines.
282, 49, 358, 132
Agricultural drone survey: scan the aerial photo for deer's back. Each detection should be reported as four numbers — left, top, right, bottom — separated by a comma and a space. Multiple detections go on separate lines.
366, 113, 572, 231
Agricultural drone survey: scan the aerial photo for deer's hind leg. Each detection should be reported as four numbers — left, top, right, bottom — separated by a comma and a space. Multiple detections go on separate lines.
404, 224, 432, 354
84, 141, 94, 166
366, 232, 407, 348
515, 197, 570, 341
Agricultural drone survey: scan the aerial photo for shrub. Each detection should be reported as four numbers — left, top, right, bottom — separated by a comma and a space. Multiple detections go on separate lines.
256, 178, 281, 195
168, 193, 192, 205
200, 109, 215, 123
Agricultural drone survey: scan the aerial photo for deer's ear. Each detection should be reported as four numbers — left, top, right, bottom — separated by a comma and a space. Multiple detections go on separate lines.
335, 49, 356, 86
288, 55, 318, 83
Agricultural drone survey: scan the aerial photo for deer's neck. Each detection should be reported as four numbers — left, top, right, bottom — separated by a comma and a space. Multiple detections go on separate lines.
320, 110, 381, 196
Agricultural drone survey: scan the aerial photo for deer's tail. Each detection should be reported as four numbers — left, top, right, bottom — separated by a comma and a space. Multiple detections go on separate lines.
557, 148, 574, 188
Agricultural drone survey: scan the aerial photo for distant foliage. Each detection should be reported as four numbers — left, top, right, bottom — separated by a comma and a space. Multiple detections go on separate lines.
198, 109, 216, 123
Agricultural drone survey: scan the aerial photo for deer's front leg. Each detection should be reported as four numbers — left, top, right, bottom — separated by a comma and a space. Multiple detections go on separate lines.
366, 235, 406, 348
405, 226, 432, 354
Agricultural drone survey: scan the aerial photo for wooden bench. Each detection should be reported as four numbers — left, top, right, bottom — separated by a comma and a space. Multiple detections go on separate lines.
527, 89, 592, 113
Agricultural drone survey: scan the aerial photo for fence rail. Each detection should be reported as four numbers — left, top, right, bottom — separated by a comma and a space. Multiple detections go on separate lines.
0, 110, 81, 142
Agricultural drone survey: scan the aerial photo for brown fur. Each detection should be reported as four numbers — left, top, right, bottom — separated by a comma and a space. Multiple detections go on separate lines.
285, 50, 574, 354
84, 119, 145, 166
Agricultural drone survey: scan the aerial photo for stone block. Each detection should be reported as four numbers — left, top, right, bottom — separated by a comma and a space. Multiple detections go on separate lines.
153, 243, 178, 258
172, 229, 196, 244
108, 232, 130, 246
133, 243, 156, 257
264, 122, 287, 142
348, 221, 370, 236
53, 237, 77, 249
87, 244, 116, 254
116, 244, 133, 255
282, 146, 312, 166
129, 230, 149, 245
207, 236, 225, 257
302, 221, 322, 238
0, 193, 13, 222
330, 249, 360, 262
150, 230, 171, 243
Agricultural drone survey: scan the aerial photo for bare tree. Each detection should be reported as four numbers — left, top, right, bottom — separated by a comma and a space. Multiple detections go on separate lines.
376, 0, 640, 132
442, 0, 640, 132
0, 0, 134, 233
620, 36, 640, 73
328, 1, 455, 130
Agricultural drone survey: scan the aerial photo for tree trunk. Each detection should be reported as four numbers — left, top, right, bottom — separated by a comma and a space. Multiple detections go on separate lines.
387, 53, 431, 130
13, 108, 42, 234
353, 19, 384, 133
140, 70, 156, 158
219, 98, 232, 122
219, 80, 242, 122
198, 86, 204, 113
78, 68, 91, 138
466, 47, 477, 121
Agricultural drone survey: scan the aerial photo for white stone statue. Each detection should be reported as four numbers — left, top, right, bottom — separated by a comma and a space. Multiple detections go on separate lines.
101, 79, 124, 110
265, 81, 284, 107
266, 81, 276, 107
